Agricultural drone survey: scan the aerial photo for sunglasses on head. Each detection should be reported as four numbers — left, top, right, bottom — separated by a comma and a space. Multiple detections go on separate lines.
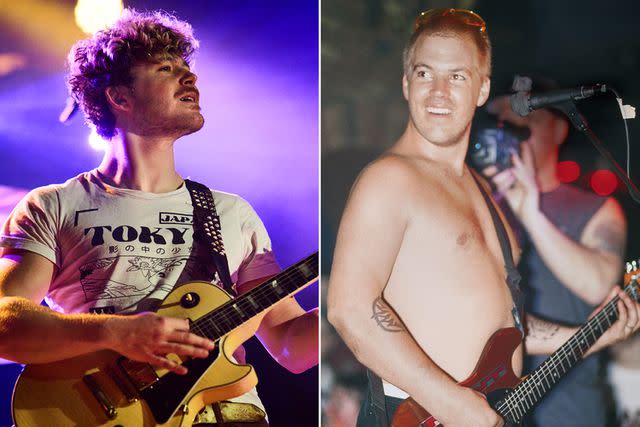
414, 8, 486, 33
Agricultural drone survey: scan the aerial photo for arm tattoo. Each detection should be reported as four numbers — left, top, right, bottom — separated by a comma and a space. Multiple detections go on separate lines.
371, 296, 406, 332
526, 317, 560, 342
591, 222, 625, 256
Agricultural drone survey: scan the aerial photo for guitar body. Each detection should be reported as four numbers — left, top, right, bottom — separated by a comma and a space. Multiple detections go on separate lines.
391, 327, 523, 427
12, 281, 262, 427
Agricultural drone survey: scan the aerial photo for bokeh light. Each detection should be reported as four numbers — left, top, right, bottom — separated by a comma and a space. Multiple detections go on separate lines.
590, 169, 618, 196
74, 0, 124, 34
88, 127, 108, 151
557, 160, 581, 183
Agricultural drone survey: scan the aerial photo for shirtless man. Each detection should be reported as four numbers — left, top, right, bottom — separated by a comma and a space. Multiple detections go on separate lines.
327, 9, 639, 426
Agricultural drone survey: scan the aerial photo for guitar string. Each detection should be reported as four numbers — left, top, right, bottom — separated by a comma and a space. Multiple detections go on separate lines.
190, 257, 318, 338
188, 256, 318, 339
496, 284, 632, 420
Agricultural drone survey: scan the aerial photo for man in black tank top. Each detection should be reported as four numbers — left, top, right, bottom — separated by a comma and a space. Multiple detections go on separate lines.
483, 75, 628, 426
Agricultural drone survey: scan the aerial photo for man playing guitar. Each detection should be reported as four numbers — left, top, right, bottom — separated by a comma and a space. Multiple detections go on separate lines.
0, 9, 318, 426
327, 9, 640, 426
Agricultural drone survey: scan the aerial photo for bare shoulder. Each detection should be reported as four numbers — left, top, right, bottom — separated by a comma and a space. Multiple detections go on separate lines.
595, 197, 626, 224
356, 153, 421, 187
581, 196, 627, 256
350, 152, 440, 205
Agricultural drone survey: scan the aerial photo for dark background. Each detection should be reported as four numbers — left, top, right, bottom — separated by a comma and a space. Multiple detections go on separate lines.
0, 1, 318, 426
321, 0, 640, 425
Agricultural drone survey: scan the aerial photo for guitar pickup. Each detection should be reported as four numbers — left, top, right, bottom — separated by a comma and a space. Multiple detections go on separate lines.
83, 373, 118, 420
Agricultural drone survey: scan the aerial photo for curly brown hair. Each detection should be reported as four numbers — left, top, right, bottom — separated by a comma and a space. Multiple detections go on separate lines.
67, 9, 199, 138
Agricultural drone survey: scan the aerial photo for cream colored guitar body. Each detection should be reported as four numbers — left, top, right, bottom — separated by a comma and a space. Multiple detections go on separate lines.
12, 281, 264, 427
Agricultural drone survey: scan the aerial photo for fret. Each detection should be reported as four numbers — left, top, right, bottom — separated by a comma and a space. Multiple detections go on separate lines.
541, 368, 551, 391
567, 339, 580, 361
245, 294, 260, 311
528, 384, 539, 405
575, 333, 588, 353
593, 316, 606, 335
269, 279, 286, 297
511, 399, 523, 420
587, 319, 600, 343
197, 317, 223, 340
533, 378, 543, 401
231, 303, 245, 320
236, 298, 258, 318
298, 262, 314, 280
557, 348, 569, 373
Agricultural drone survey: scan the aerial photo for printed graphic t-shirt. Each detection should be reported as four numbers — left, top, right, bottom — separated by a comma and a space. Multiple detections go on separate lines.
0, 170, 282, 410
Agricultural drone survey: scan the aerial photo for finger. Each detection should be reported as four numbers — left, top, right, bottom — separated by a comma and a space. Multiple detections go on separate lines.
162, 316, 191, 332
492, 169, 516, 193
156, 342, 210, 359
520, 142, 535, 168
148, 354, 188, 375
616, 297, 629, 333
482, 165, 498, 178
619, 291, 638, 332
590, 285, 620, 319
168, 330, 216, 350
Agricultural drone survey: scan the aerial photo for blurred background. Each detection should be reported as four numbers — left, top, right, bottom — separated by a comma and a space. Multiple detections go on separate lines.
322, 1, 640, 426
0, 1, 318, 426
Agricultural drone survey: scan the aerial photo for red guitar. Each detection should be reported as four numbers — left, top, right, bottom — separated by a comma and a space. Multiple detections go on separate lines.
392, 261, 640, 427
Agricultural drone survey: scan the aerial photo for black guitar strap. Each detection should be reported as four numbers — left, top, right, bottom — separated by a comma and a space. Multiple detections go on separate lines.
471, 173, 524, 333
184, 179, 235, 296
366, 368, 390, 427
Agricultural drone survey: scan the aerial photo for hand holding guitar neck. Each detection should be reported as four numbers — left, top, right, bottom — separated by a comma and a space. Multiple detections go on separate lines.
587, 262, 640, 355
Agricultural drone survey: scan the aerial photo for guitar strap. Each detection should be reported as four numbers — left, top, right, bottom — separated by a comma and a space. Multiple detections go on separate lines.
471, 173, 524, 333
185, 179, 235, 296
366, 368, 390, 427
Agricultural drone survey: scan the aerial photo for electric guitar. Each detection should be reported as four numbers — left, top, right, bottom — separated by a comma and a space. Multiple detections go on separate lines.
11, 252, 318, 427
392, 260, 640, 427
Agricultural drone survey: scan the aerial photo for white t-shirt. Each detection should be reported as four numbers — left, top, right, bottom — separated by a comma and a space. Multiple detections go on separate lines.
0, 170, 281, 412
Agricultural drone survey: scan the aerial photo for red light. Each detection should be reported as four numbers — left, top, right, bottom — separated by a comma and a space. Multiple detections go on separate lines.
590, 170, 618, 196
557, 161, 580, 183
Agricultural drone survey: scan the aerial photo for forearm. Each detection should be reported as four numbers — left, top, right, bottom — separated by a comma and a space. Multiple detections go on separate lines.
328, 296, 471, 424
522, 209, 620, 304
266, 307, 319, 373
0, 296, 110, 363
525, 314, 601, 358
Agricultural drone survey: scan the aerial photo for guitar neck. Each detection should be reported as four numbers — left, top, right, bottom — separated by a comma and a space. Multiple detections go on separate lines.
190, 253, 318, 340
495, 278, 639, 422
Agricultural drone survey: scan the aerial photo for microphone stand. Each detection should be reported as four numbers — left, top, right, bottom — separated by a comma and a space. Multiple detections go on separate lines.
554, 101, 640, 204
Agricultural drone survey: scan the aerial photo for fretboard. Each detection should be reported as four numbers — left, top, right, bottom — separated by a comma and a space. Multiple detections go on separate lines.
189, 252, 318, 341
495, 278, 639, 423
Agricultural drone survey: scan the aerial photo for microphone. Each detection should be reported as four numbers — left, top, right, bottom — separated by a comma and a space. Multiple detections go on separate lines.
510, 84, 607, 117
59, 97, 79, 123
